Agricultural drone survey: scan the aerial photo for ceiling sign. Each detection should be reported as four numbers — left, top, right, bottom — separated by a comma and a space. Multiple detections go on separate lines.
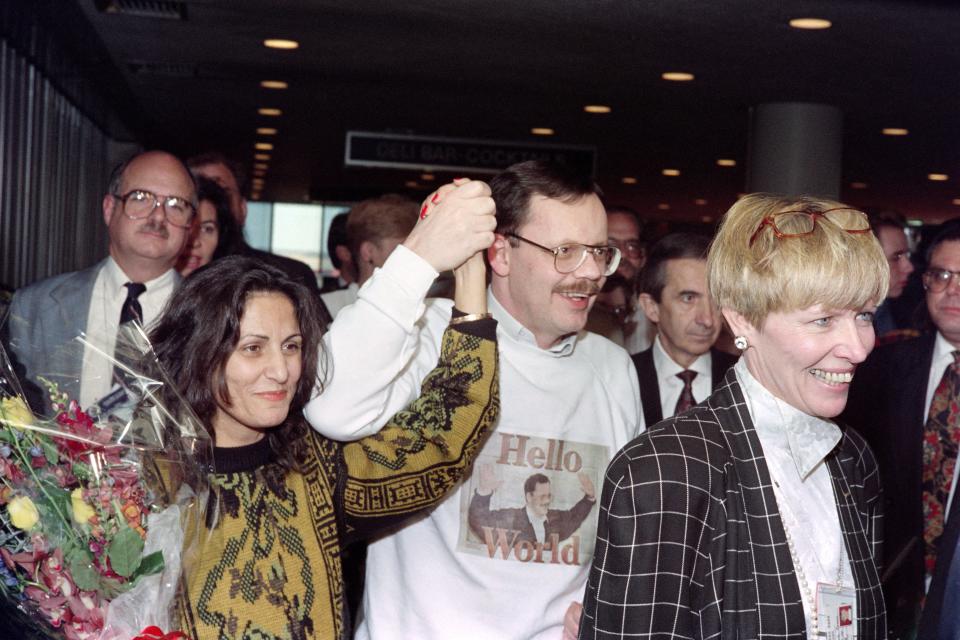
345, 131, 596, 176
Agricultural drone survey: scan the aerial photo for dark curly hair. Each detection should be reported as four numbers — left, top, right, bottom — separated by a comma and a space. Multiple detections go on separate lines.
150, 255, 327, 468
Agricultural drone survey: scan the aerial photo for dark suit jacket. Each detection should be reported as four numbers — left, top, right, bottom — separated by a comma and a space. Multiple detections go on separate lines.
631, 346, 738, 425
467, 492, 596, 545
919, 488, 960, 640
842, 332, 935, 637
579, 368, 886, 640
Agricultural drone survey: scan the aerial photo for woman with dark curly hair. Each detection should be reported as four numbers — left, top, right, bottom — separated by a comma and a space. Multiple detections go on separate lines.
152, 183, 498, 639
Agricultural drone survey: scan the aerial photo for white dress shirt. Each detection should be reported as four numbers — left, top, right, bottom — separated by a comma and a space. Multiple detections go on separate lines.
79, 258, 176, 407
652, 335, 713, 419
737, 359, 852, 638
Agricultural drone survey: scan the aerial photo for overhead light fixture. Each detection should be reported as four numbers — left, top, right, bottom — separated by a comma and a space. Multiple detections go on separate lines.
694, 198, 708, 205
254, 153, 271, 161
657, 203, 670, 211
907, 219, 923, 226
701, 216, 713, 223
662, 169, 681, 177
251, 193, 261, 200
420, 173, 435, 181
929, 173, 949, 181
716, 158, 737, 167
254, 142, 273, 151
253, 169, 266, 177
258, 108, 282, 116
882, 127, 909, 136
953, 199, 960, 206
260, 80, 289, 90
850, 182, 868, 189
662, 71, 694, 82
404, 181, 420, 188
584, 105, 611, 114
264, 39, 299, 50
621, 176, 637, 185
254, 162, 269, 170
257, 127, 278, 135
789, 17, 832, 30
531, 127, 554, 136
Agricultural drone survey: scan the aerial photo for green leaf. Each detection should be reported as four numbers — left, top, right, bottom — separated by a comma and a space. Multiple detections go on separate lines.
68, 549, 100, 591
41, 440, 59, 465
131, 550, 165, 580
107, 526, 144, 577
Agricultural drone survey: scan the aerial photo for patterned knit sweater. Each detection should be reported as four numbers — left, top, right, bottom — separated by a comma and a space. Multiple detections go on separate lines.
178, 319, 499, 640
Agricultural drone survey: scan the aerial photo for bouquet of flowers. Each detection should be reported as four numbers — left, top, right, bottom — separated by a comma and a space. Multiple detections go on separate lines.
0, 324, 211, 639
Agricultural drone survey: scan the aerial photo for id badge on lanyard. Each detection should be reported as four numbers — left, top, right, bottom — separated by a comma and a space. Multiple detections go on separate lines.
816, 582, 856, 639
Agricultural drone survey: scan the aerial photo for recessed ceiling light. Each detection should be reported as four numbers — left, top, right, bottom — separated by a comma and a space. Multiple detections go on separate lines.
257, 127, 278, 135
252, 180, 265, 187
850, 182, 868, 189
531, 127, 555, 136
258, 108, 282, 116
716, 158, 737, 167
662, 71, 694, 82
254, 142, 273, 151
907, 219, 923, 226
260, 80, 288, 90
694, 198, 708, 205
953, 198, 960, 206
701, 216, 713, 223
264, 39, 299, 50
929, 173, 949, 181
254, 153, 271, 161
251, 193, 261, 200
405, 181, 420, 188
584, 105, 611, 114
254, 162, 269, 170
789, 17, 832, 30
253, 169, 266, 177
662, 168, 681, 177
621, 176, 637, 185
420, 173, 435, 181
657, 203, 670, 211
882, 128, 909, 136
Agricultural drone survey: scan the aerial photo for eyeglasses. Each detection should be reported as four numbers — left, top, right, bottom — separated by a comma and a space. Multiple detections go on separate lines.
923, 268, 960, 293
506, 233, 622, 276
748, 207, 871, 246
112, 190, 196, 229
607, 238, 645, 260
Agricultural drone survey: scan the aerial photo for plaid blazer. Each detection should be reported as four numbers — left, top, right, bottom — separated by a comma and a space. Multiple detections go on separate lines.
579, 368, 886, 640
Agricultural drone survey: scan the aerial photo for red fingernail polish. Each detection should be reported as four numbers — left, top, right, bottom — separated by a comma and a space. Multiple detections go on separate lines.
420, 204, 429, 219
431, 192, 440, 204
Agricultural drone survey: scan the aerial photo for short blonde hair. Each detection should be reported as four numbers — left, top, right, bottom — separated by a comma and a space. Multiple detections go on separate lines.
708, 193, 889, 327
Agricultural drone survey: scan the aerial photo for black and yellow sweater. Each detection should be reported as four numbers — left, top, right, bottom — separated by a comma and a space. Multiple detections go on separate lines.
179, 319, 499, 640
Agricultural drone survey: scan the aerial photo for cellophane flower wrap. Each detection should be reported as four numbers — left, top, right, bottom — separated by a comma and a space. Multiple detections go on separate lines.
0, 322, 211, 639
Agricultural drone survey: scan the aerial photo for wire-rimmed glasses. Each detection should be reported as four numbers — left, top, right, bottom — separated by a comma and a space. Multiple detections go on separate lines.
112, 189, 196, 229
507, 233, 622, 276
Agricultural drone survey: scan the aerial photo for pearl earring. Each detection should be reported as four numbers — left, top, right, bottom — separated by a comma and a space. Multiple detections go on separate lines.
734, 335, 748, 350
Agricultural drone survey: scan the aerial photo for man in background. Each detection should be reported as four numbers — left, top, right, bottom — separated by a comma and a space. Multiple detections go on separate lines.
605, 205, 652, 353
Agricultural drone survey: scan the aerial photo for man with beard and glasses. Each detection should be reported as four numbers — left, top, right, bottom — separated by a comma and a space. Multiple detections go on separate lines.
632, 232, 736, 426
5, 150, 195, 406
304, 161, 642, 639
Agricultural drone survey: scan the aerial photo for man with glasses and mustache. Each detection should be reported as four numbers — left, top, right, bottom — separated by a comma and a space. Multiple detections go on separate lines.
305, 160, 642, 639
605, 205, 653, 354
6, 150, 195, 406
845, 219, 960, 638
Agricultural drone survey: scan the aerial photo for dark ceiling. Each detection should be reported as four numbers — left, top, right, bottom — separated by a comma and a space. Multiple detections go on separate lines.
54, 0, 960, 222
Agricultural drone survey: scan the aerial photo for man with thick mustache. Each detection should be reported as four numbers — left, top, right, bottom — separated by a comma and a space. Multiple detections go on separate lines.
304, 160, 642, 639
6, 150, 194, 405
632, 232, 736, 425
844, 219, 960, 637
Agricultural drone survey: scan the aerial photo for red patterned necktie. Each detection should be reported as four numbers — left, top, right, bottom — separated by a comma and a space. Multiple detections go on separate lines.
674, 369, 698, 416
922, 350, 960, 578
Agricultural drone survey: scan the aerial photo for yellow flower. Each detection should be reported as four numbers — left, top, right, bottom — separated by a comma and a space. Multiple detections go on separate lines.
70, 489, 95, 525
7, 495, 39, 530
0, 397, 34, 429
